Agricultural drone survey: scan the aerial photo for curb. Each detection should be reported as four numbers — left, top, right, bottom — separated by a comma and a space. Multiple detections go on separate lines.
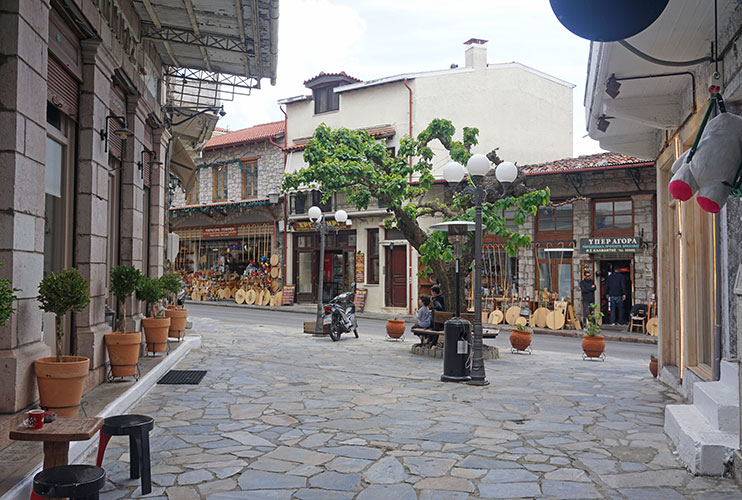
0, 336, 202, 500
531, 327, 657, 345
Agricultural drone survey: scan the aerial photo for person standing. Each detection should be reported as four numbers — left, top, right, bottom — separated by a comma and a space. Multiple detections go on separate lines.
605, 266, 627, 325
579, 271, 596, 326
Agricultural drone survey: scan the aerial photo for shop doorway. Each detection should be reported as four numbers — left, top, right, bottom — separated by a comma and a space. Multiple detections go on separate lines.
385, 245, 407, 307
598, 259, 632, 324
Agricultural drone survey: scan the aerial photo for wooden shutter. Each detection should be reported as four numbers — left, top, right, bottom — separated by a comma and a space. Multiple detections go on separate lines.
47, 55, 79, 120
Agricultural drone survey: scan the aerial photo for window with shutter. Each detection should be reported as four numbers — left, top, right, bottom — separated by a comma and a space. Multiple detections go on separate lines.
213, 166, 228, 201
241, 159, 258, 199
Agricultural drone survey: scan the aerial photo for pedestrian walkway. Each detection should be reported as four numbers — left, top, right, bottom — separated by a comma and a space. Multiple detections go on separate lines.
89, 317, 737, 499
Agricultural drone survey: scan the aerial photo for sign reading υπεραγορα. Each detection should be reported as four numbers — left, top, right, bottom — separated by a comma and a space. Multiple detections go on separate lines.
579, 237, 641, 254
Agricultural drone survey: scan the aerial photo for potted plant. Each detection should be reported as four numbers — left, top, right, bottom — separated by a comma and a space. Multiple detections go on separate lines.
649, 354, 658, 378
582, 303, 606, 360
137, 276, 170, 354
0, 265, 19, 328
510, 321, 532, 353
386, 316, 405, 339
160, 272, 187, 340
105, 266, 143, 379
35, 268, 91, 416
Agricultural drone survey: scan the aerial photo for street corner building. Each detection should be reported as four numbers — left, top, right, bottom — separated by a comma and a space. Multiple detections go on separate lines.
0, 0, 278, 416
583, 0, 742, 479
280, 40, 576, 315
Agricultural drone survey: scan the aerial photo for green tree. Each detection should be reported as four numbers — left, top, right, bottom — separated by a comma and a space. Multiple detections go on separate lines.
282, 119, 550, 308
110, 266, 143, 333
159, 272, 183, 306
37, 268, 90, 362
136, 276, 168, 318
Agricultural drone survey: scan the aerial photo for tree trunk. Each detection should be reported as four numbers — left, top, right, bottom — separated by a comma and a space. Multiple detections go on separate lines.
119, 300, 127, 334
55, 314, 63, 362
430, 259, 467, 316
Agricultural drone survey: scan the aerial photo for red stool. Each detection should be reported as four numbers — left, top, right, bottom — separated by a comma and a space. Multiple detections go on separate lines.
96, 415, 154, 495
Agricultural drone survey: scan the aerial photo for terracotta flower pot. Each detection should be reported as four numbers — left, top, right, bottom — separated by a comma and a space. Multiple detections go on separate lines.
649, 358, 658, 378
386, 319, 405, 338
142, 317, 171, 353
164, 308, 187, 339
34, 356, 89, 417
582, 334, 606, 358
105, 331, 142, 377
510, 329, 532, 351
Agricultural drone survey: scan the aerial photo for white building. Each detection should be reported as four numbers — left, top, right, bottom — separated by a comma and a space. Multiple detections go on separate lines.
280, 40, 574, 314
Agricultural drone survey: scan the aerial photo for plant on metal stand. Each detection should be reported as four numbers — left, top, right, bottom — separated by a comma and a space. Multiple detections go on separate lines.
137, 276, 171, 355
582, 303, 606, 360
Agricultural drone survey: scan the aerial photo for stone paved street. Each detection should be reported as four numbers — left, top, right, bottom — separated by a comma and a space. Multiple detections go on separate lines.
89, 317, 741, 499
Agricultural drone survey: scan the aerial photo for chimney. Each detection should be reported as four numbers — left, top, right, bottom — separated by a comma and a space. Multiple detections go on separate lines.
464, 38, 488, 70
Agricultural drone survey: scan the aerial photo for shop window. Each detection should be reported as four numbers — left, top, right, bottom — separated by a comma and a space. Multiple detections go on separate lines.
593, 199, 633, 236
535, 247, 574, 301
367, 229, 379, 284
241, 159, 258, 199
314, 86, 339, 114
213, 165, 228, 202
482, 245, 517, 296
537, 204, 573, 232
187, 172, 199, 204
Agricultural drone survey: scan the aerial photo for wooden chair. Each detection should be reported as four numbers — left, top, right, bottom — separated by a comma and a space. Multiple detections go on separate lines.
627, 304, 648, 334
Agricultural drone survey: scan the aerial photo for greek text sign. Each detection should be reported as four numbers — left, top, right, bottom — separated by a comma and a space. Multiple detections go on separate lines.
579, 237, 641, 254
202, 226, 238, 238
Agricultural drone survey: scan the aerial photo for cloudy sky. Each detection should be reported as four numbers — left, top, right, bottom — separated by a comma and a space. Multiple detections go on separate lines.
218, 0, 605, 157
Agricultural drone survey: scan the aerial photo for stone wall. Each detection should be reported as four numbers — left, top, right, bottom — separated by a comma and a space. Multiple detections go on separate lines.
726, 197, 742, 358
170, 139, 284, 207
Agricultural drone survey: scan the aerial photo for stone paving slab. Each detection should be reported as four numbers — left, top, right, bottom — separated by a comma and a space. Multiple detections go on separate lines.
87, 317, 738, 499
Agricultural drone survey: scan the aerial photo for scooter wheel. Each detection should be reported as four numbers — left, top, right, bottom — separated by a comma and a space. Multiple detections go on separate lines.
329, 323, 341, 342
354, 328, 359, 338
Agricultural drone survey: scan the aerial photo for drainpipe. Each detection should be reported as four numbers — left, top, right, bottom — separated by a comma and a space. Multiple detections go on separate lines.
404, 78, 413, 314
280, 105, 289, 286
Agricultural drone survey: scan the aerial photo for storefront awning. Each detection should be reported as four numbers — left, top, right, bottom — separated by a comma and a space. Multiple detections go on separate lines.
170, 137, 198, 192
134, 0, 279, 105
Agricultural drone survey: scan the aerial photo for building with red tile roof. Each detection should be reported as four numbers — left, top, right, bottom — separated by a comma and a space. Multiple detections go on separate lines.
520, 152, 652, 176
204, 121, 285, 151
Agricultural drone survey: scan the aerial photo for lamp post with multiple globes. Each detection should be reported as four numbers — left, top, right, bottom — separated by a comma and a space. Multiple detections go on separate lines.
443, 154, 518, 386
308, 206, 349, 335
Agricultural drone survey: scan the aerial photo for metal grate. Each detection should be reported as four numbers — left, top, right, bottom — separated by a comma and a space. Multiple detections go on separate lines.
157, 370, 207, 385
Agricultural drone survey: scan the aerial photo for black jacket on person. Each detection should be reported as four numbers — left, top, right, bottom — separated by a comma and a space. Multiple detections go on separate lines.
579, 278, 596, 303
431, 294, 445, 331
605, 272, 627, 297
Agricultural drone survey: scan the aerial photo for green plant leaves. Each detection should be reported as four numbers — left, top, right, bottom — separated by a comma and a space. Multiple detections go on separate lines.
110, 266, 143, 303
37, 268, 90, 317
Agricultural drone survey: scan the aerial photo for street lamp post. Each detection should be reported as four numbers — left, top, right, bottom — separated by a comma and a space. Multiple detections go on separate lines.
308, 206, 349, 335
444, 154, 518, 386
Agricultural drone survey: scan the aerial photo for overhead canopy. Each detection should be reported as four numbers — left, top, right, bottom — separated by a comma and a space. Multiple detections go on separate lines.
134, 0, 279, 102
170, 137, 198, 192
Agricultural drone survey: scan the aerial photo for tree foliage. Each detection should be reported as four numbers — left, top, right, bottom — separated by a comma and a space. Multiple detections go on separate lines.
136, 276, 168, 318
110, 265, 143, 333
159, 272, 184, 306
283, 119, 550, 308
37, 268, 91, 361
0, 264, 19, 329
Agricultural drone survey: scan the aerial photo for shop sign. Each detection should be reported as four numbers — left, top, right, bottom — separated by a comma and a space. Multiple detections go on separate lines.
355, 252, 365, 282
202, 226, 238, 238
292, 220, 343, 231
579, 237, 641, 254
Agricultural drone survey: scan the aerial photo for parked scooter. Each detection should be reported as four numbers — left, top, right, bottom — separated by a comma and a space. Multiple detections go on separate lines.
323, 289, 359, 341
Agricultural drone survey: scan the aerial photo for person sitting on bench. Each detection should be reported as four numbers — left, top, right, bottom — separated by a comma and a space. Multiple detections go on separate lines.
430, 285, 445, 331
413, 295, 435, 345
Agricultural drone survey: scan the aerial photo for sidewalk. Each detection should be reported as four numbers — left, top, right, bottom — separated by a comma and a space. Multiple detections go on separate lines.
72, 316, 736, 499
187, 299, 657, 344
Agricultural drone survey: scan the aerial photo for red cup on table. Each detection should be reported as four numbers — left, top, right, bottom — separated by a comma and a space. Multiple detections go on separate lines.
24, 409, 45, 429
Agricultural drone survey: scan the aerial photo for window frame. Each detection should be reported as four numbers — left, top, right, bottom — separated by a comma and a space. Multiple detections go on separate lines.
535, 203, 573, 240
313, 86, 339, 114
592, 198, 634, 237
241, 158, 258, 200
186, 171, 199, 205
367, 228, 380, 284
212, 165, 228, 202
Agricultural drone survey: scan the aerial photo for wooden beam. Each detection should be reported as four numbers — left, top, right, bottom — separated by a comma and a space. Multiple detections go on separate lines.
143, 0, 179, 66
233, 0, 252, 77
251, 0, 263, 78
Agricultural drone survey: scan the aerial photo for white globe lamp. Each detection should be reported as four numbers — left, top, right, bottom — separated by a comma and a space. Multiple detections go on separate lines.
334, 209, 348, 223
495, 161, 518, 184
466, 154, 491, 178
308, 205, 322, 223
443, 161, 466, 183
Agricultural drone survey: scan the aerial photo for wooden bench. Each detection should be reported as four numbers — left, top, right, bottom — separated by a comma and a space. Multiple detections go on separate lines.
411, 311, 499, 343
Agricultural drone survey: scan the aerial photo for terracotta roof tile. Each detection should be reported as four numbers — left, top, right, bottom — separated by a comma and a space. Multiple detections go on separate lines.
303, 71, 362, 86
520, 152, 653, 175
204, 121, 285, 150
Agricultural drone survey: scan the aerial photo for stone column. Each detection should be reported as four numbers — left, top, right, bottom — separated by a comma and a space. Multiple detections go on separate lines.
632, 194, 655, 306
149, 128, 170, 277
74, 39, 116, 383
571, 200, 591, 320
0, 0, 51, 413
517, 217, 535, 299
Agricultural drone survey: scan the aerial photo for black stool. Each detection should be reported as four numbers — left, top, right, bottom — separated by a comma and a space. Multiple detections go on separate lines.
32, 465, 105, 500
96, 415, 154, 495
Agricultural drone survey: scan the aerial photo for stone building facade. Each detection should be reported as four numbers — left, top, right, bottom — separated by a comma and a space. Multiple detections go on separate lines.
169, 122, 286, 275
505, 152, 657, 324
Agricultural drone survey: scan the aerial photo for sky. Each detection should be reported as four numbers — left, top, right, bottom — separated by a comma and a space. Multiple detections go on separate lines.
218, 0, 605, 157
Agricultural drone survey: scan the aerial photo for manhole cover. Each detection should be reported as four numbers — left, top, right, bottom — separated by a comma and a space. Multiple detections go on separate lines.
157, 370, 207, 385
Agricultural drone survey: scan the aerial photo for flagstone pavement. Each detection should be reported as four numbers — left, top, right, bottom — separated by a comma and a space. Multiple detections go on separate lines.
89, 317, 741, 499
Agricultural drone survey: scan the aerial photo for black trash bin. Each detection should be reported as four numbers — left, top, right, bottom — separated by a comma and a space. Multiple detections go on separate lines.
441, 317, 471, 382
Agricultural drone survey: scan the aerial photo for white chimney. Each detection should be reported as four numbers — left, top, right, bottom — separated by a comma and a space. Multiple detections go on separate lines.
464, 38, 488, 70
